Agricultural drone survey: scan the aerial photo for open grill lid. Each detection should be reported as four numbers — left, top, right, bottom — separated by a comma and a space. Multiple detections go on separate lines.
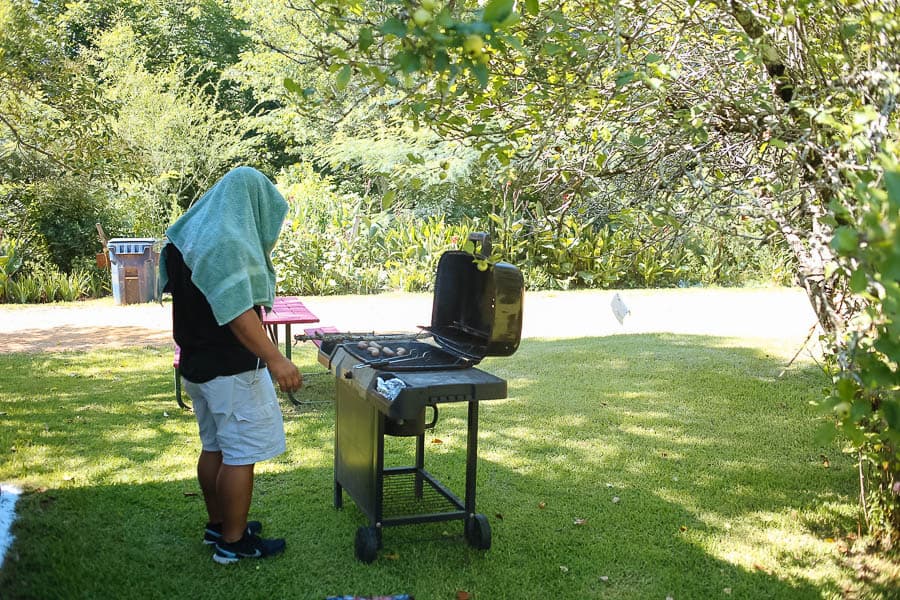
425, 232, 524, 363
314, 232, 524, 372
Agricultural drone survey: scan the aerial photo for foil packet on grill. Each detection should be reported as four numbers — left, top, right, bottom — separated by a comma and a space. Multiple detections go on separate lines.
376, 376, 407, 400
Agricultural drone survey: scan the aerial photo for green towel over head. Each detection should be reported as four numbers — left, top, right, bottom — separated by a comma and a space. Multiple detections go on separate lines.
158, 166, 289, 325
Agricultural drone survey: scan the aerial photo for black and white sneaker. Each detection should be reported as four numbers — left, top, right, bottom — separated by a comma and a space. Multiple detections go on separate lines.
213, 533, 286, 564
203, 521, 263, 545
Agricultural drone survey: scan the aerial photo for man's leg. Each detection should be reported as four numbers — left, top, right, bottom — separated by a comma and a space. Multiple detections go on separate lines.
217, 463, 255, 543
198, 450, 224, 524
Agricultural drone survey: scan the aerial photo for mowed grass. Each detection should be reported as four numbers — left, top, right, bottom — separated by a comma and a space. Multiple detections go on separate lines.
0, 335, 895, 599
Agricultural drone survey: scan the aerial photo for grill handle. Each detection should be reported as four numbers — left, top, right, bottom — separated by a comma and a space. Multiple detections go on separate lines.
468, 232, 492, 259
424, 405, 439, 430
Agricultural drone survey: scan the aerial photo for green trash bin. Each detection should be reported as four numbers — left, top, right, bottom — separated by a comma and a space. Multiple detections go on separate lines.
107, 238, 160, 304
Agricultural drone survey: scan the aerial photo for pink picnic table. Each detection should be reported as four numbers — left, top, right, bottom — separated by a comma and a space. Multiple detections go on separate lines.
262, 296, 319, 360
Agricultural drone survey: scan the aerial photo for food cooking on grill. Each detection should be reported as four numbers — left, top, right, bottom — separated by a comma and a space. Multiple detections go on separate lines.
381, 347, 395, 357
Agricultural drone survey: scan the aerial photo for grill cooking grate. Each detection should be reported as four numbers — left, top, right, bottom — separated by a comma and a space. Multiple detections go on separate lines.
338, 340, 473, 371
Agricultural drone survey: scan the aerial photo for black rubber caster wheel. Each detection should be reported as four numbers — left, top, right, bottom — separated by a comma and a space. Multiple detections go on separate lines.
465, 514, 491, 550
355, 526, 378, 563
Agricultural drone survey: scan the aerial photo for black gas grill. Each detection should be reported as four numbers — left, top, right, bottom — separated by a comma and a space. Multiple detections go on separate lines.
314, 233, 524, 563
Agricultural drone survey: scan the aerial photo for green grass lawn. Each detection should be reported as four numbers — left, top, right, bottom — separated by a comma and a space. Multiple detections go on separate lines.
0, 335, 895, 599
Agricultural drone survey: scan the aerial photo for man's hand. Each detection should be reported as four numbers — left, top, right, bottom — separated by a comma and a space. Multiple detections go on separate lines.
267, 355, 302, 393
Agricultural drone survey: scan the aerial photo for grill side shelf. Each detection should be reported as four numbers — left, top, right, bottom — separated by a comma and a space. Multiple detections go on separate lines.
371, 368, 507, 421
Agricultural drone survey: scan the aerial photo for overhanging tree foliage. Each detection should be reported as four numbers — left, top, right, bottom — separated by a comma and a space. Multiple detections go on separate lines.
277, 0, 899, 541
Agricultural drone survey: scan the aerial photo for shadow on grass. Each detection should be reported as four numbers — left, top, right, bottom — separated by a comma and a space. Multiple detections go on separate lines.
0, 335, 864, 599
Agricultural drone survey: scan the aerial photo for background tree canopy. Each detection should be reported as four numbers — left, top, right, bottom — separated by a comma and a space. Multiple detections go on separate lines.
0, 0, 897, 543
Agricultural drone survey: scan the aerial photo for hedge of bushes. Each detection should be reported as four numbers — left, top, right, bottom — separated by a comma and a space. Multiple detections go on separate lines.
1, 165, 793, 304
271, 166, 793, 296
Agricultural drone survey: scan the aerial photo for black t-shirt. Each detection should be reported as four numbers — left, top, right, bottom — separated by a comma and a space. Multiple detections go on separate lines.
164, 244, 263, 383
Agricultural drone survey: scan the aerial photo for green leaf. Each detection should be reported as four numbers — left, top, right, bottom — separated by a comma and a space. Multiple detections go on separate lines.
358, 28, 374, 52
615, 71, 635, 87
840, 22, 860, 39
393, 50, 421, 73
885, 170, 900, 210
336, 65, 352, 91
472, 63, 489, 88
850, 399, 871, 421
835, 377, 857, 401
849, 268, 868, 293
483, 0, 514, 24
380, 18, 407, 37
283, 78, 302, 95
882, 399, 900, 432
525, 0, 539, 16
541, 42, 564, 56
831, 226, 860, 254
499, 11, 521, 27
434, 50, 450, 72
381, 189, 396, 210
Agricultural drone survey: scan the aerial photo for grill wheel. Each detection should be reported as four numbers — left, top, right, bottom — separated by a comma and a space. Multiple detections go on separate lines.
355, 526, 379, 563
465, 514, 492, 550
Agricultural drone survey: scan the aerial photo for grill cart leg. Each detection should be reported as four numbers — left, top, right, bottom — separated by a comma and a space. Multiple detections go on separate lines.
465, 400, 479, 515
414, 432, 425, 499
463, 400, 492, 550
334, 480, 343, 509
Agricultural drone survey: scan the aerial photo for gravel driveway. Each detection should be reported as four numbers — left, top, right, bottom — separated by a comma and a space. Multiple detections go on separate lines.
0, 287, 818, 354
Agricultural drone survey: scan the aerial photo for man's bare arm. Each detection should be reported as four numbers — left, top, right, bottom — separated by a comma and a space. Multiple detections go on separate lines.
228, 308, 302, 393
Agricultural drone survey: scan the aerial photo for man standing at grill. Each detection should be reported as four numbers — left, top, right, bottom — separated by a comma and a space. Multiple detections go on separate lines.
158, 166, 301, 564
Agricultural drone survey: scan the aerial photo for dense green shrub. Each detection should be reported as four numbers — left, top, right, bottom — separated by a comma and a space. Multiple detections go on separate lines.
24, 180, 121, 272
272, 165, 794, 296
273, 164, 473, 295
823, 160, 900, 544
0, 235, 23, 298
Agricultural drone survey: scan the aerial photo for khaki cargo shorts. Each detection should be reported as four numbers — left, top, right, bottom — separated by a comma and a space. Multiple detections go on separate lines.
184, 368, 286, 466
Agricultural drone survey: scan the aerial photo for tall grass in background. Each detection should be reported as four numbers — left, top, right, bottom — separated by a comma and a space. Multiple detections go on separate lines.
272, 165, 794, 296
0, 266, 103, 304
1, 233, 108, 304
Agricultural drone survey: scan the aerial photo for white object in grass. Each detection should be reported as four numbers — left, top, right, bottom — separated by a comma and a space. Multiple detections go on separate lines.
0, 484, 21, 569
610, 293, 630, 324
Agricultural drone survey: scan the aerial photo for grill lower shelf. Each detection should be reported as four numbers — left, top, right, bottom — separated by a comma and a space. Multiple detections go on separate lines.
380, 468, 463, 521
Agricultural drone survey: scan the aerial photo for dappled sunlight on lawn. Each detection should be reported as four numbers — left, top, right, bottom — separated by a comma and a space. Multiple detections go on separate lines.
0, 333, 874, 598
709, 514, 846, 588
